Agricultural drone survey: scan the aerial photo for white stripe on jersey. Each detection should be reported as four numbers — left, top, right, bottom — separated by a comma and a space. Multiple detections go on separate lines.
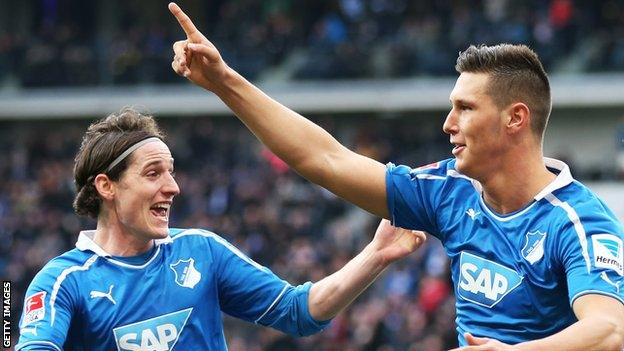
415, 174, 446, 180
570, 290, 624, 306
173, 229, 291, 323
104, 245, 162, 269
254, 284, 289, 324
479, 196, 539, 222
50, 254, 98, 326
545, 193, 591, 273
173, 229, 269, 272
446, 169, 472, 181
15, 340, 63, 351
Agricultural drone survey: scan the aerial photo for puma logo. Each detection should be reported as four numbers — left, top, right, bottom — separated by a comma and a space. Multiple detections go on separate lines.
90, 285, 116, 305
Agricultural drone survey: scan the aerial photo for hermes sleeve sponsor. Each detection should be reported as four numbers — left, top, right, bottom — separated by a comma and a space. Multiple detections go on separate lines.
592, 234, 623, 276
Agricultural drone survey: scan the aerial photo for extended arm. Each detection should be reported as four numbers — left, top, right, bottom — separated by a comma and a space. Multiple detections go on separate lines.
307, 219, 426, 320
451, 294, 624, 351
214, 221, 425, 336
168, 2, 389, 218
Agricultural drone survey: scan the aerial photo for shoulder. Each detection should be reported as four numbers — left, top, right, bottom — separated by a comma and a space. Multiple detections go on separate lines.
30, 249, 99, 290
387, 158, 455, 176
386, 158, 477, 194
167, 228, 235, 253
23, 249, 98, 321
168, 228, 225, 243
545, 181, 622, 235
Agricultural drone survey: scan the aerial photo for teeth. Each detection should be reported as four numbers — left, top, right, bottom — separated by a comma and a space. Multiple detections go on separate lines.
152, 202, 171, 210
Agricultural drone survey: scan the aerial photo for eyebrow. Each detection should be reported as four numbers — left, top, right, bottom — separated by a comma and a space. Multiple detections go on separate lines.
141, 158, 175, 170
450, 98, 476, 106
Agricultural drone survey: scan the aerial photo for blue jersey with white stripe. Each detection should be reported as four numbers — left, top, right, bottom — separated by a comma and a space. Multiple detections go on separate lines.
386, 158, 624, 345
16, 228, 329, 351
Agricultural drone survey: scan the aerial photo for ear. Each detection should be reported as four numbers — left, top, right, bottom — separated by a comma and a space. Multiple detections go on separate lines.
93, 174, 115, 201
506, 102, 530, 135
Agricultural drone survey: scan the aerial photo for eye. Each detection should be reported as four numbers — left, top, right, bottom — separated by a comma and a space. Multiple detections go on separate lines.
146, 171, 159, 178
169, 170, 176, 178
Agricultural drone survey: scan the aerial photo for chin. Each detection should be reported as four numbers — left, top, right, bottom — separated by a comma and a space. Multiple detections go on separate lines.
454, 158, 475, 178
147, 226, 170, 239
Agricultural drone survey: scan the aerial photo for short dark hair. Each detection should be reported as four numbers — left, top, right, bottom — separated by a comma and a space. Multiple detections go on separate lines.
73, 108, 165, 218
455, 44, 552, 139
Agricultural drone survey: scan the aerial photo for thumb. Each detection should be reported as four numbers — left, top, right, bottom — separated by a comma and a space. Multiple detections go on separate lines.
465, 332, 490, 345
187, 43, 221, 63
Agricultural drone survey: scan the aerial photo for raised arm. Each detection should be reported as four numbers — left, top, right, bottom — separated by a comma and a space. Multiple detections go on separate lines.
168, 3, 389, 218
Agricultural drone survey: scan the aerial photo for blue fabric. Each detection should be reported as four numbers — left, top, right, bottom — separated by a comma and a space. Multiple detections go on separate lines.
16, 228, 330, 350
386, 158, 624, 345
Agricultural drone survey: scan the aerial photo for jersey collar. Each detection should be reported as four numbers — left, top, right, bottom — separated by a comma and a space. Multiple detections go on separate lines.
463, 157, 573, 199
75, 230, 173, 257
533, 157, 574, 201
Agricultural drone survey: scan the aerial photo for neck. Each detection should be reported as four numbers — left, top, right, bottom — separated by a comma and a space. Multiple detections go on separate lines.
479, 149, 555, 214
94, 213, 154, 256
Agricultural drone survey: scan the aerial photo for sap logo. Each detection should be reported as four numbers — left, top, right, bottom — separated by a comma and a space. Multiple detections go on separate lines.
592, 234, 623, 276
113, 308, 192, 351
458, 252, 523, 308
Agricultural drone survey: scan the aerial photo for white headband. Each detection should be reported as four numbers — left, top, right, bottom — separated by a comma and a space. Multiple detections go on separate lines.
105, 137, 161, 172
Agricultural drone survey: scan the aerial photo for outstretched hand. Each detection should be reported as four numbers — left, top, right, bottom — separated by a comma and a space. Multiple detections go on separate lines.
448, 333, 514, 351
168, 2, 229, 91
371, 219, 427, 265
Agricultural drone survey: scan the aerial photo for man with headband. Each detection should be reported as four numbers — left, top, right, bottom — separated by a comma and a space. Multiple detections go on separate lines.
15, 108, 427, 350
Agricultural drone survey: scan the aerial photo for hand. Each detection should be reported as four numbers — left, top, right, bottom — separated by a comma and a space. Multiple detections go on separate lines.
370, 219, 427, 265
168, 2, 229, 91
449, 333, 514, 351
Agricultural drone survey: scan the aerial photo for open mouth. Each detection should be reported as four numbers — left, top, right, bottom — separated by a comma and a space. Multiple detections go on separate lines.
150, 202, 171, 222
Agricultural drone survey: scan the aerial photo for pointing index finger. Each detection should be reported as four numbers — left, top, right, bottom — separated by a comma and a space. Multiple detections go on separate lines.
168, 2, 200, 39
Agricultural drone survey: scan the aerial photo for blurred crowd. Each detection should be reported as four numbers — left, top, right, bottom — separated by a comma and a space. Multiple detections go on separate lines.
1, 115, 459, 350
1, 0, 624, 88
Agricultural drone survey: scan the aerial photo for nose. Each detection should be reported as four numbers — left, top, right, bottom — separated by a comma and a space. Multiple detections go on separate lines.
442, 108, 458, 135
163, 172, 180, 197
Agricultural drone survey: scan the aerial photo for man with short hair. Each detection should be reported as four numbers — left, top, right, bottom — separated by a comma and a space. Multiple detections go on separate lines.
169, 2, 624, 349
16, 108, 426, 350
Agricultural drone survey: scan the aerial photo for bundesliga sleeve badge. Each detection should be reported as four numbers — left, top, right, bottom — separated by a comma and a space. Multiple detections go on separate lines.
22, 291, 46, 327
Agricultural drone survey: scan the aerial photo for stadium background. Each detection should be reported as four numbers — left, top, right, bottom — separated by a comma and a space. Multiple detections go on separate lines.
1, 0, 623, 350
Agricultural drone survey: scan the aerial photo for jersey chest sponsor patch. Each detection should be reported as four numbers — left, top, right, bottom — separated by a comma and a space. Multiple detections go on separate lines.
592, 234, 623, 276
458, 252, 523, 308
113, 308, 192, 351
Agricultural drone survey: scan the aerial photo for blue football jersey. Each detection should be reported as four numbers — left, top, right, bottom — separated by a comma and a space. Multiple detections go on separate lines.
386, 158, 624, 345
16, 228, 329, 350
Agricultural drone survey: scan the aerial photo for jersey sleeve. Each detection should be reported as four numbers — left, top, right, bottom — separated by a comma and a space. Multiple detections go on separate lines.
386, 160, 450, 239
556, 215, 624, 307
15, 261, 78, 351
209, 235, 330, 336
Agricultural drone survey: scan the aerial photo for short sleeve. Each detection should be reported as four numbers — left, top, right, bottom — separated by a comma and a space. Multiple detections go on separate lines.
386, 161, 448, 239
559, 224, 624, 307
209, 234, 328, 336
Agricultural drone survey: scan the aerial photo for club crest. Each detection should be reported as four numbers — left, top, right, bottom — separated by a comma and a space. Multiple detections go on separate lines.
521, 230, 547, 264
170, 258, 202, 289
